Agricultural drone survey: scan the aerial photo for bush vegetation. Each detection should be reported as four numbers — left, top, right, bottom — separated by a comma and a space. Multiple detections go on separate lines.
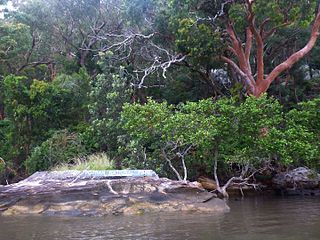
25, 130, 87, 173
121, 96, 320, 180
0, 0, 319, 186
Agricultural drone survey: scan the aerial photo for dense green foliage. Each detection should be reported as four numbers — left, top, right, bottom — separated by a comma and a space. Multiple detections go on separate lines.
1, 71, 89, 167
25, 130, 87, 173
85, 68, 132, 155
121, 96, 320, 179
0, 0, 319, 184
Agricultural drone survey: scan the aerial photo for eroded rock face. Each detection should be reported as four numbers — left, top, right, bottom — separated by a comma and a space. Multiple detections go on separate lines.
272, 167, 320, 196
272, 167, 320, 189
0, 171, 229, 216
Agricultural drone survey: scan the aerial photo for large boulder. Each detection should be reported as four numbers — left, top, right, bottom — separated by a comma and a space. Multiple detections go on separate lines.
0, 171, 229, 216
272, 167, 320, 195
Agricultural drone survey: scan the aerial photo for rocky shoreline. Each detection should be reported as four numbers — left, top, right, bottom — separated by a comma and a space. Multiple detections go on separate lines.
271, 167, 320, 196
0, 167, 319, 217
198, 167, 320, 197
0, 171, 229, 217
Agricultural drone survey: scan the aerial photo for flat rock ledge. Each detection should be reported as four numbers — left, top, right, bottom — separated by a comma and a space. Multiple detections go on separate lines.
0, 171, 229, 217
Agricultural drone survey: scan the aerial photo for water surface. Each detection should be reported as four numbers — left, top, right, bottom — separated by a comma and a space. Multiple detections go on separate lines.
0, 196, 319, 240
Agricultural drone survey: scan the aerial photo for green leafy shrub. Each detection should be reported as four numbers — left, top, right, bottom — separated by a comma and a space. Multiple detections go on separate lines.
284, 98, 320, 169
3, 71, 90, 165
25, 130, 87, 173
121, 95, 320, 179
85, 69, 132, 155
0, 119, 14, 162
120, 95, 282, 179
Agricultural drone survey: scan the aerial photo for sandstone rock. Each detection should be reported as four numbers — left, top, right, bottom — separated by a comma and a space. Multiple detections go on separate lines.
198, 176, 217, 191
0, 171, 229, 216
272, 167, 320, 191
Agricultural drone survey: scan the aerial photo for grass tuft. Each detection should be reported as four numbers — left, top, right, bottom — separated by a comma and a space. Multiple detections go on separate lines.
52, 152, 115, 171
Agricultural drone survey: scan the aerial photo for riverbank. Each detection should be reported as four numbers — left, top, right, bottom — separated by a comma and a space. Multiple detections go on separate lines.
1, 167, 319, 217
199, 167, 320, 198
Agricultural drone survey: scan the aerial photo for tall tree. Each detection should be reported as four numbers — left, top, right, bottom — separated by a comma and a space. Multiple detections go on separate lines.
220, 0, 320, 97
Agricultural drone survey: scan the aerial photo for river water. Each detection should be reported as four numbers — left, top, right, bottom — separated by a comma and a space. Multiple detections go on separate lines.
0, 196, 319, 240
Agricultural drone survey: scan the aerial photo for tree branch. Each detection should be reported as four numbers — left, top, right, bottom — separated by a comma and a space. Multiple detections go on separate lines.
259, 8, 320, 97
161, 148, 183, 181
176, 144, 193, 181
220, 56, 256, 93
246, 0, 264, 86
245, 27, 252, 66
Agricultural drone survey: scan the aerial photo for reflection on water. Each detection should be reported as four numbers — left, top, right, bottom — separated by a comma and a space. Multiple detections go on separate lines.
0, 196, 319, 240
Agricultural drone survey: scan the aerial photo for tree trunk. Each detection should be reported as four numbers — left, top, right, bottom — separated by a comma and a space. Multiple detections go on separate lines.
212, 148, 229, 198
222, 3, 320, 98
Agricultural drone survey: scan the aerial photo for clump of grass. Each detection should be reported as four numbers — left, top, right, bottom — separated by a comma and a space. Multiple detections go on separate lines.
52, 153, 115, 171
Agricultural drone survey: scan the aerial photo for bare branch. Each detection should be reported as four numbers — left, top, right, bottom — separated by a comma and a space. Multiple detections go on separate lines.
134, 53, 186, 89
16, 60, 54, 74
176, 145, 193, 181
161, 148, 183, 181
195, 0, 234, 26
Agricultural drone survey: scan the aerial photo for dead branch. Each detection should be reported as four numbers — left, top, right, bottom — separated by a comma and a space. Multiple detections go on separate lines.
161, 148, 183, 181
161, 141, 193, 181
